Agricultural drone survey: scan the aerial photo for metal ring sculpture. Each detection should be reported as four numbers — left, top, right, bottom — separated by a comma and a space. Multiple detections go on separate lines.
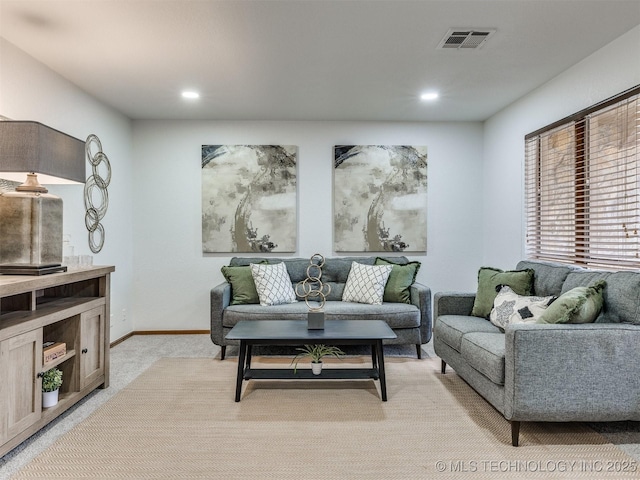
295, 254, 332, 311
84, 134, 111, 253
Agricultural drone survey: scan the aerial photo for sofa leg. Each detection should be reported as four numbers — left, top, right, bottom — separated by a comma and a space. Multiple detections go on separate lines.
220, 345, 226, 360
416, 344, 422, 359
511, 421, 520, 447
441, 360, 447, 374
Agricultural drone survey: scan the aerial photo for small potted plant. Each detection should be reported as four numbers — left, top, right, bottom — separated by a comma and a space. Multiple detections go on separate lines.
291, 344, 345, 375
42, 367, 63, 408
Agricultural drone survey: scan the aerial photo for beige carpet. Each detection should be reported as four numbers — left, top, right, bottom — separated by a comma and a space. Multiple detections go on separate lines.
14, 357, 638, 479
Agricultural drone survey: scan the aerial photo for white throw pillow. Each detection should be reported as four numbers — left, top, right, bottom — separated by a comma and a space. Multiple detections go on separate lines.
250, 262, 297, 306
489, 285, 556, 329
342, 262, 393, 305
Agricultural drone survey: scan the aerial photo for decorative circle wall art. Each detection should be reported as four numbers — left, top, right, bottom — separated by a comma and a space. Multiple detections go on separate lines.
84, 134, 111, 253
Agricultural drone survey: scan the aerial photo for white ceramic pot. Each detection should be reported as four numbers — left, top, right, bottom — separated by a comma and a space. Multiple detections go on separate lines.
42, 389, 59, 408
311, 362, 323, 375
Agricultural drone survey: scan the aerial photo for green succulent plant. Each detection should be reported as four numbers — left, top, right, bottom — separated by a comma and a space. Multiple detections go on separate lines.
290, 344, 345, 373
42, 367, 63, 393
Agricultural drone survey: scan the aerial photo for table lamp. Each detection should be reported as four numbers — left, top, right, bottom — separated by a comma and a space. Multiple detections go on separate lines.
0, 121, 85, 275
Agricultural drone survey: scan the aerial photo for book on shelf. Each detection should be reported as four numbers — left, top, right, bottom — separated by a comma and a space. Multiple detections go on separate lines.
43, 341, 66, 364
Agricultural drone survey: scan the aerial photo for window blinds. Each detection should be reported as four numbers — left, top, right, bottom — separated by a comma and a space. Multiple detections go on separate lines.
525, 87, 640, 270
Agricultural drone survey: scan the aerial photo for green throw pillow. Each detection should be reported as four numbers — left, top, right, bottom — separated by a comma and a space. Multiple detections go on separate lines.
221, 265, 261, 305
537, 280, 606, 324
375, 258, 421, 304
471, 267, 535, 319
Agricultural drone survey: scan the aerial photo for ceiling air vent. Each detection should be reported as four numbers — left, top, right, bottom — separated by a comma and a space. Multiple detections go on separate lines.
437, 29, 496, 50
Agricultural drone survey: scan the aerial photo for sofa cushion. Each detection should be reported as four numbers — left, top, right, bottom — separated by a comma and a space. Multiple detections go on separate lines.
321, 301, 419, 327
223, 301, 310, 326
471, 267, 535, 319
222, 301, 420, 329
280, 258, 315, 283
434, 315, 502, 353
230, 257, 311, 283
229, 257, 308, 282
375, 257, 421, 304
563, 270, 640, 324
489, 286, 555, 329
460, 332, 506, 385
516, 260, 580, 297
230, 257, 286, 267
342, 262, 393, 305
561, 271, 610, 293
250, 262, 297, 306
319, 282, 344, 301
600, 272, 640, 325
220, 265, 260, 305
321, 257, 377, 282
538, 280, 606, 324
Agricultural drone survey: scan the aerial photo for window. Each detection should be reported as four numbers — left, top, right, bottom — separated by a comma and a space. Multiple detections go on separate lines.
525, 86, 640, 270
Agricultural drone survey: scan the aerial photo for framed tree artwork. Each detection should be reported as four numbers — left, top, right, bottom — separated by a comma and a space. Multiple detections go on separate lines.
202, 145, 297, 253
334, 145, 427, 252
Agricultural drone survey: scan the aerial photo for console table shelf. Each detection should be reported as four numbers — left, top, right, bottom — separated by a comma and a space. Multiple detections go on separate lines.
0, 297, 104, 338
43, 349, 77, 370
0, 266, 114, 457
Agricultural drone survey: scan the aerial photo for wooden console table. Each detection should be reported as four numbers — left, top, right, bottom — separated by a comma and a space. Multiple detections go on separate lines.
0, 266, 114, 457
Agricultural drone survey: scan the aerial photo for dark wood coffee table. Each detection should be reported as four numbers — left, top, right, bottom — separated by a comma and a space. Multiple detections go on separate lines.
225, 319, 397, 402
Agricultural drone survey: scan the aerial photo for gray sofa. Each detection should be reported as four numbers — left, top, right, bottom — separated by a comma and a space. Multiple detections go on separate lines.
434, 259, 640, 446
211, 256, 431, 359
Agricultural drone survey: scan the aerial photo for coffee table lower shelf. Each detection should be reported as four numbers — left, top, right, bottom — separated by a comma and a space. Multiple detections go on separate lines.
243, 368, 380, 380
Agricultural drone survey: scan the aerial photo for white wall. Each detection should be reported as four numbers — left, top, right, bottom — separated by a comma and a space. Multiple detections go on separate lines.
131, 120, 484, 331
10, 21, 637, 336
0, 38, 135, 341
482, 25, 640, 269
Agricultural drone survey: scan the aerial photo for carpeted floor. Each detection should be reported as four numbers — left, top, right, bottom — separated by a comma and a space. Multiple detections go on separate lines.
1, 335, 639, 479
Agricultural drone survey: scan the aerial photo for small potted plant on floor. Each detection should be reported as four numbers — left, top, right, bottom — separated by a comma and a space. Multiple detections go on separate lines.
291, 344, 345, 375
42, 367, 63, 408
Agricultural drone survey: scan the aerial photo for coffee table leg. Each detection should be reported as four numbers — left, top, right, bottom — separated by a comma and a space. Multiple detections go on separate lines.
371, 345, 378, 371
235, 340, 247, 402
246, 344, 253, 369
376, 339, 388, 401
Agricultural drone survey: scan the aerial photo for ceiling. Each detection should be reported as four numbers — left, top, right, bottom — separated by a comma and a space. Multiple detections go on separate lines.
1, 0, 639, 122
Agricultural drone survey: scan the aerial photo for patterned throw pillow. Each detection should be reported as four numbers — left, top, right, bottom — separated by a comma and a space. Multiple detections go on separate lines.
249, 262, 297, 306
489, 285, 556, 330
342, 262, 393, 305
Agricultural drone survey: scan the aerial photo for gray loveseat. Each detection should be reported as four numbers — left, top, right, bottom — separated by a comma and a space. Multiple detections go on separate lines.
434, 259, 640, 446
211, 256, 431, 360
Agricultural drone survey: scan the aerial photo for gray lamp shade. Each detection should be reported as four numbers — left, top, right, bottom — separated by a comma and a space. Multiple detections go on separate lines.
0, 121, 85, 273
0, 121, 85, 183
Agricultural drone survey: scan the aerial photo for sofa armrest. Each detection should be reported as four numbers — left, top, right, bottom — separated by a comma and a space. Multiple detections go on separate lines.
433, 292, 476, 318
410, 282, 432, 343
210, 282, 232, 346
504, 323, 640, 422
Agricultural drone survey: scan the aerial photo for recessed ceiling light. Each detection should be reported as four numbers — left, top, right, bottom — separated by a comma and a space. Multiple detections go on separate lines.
420, 92, 439, 101
181, 91, 200, 99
